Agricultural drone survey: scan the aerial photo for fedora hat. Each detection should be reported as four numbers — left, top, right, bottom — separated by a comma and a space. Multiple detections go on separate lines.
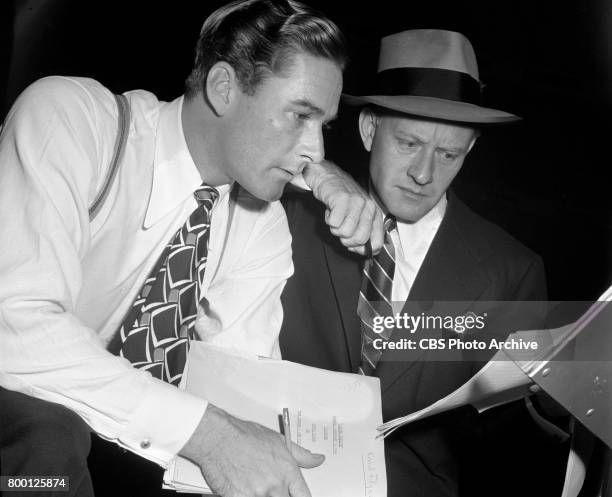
343, 29, 520, 123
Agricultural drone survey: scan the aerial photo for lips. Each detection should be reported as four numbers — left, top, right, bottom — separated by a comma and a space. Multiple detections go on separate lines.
397, 185, 426, 197
278, 168, 296, 179
279, 164, 307, 179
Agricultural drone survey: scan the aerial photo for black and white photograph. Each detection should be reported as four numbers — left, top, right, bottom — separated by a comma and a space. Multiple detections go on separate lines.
1, 1, 611, 496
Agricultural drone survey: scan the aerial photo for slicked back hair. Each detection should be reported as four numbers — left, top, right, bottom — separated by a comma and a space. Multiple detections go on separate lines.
185, 0, 348, 97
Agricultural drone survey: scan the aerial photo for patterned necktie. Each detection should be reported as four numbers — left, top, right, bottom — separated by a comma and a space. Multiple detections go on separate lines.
358, 214, 397, 376
113, 184, 219, 385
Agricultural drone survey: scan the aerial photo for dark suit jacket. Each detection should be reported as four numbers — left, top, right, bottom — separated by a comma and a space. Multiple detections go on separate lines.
280, 190, 566, 497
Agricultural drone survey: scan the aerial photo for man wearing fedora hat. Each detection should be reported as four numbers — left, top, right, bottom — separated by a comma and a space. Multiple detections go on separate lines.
280, 30, 566, 496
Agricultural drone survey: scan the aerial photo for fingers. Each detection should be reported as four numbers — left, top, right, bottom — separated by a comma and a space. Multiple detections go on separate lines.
343, 199, 376, 248
327, 196, 377, 246
325, 192, 361, 230
188, 407, 318, 497
347, 245, 368, 256
289, 442, 325, 469
368, 208, 384, 254
306, 160, 384, 253
330, 201, 384, 257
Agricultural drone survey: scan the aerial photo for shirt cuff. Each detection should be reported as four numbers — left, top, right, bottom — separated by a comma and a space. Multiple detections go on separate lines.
116, 378, 208, 467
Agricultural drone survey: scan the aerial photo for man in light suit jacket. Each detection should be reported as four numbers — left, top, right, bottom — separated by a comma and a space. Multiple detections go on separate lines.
281, 29, 567, 497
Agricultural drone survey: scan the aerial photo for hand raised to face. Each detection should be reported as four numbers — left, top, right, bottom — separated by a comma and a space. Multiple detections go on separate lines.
304, 160, 384, 257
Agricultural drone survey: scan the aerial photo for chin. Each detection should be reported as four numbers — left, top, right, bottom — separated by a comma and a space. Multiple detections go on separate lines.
391, 195, 435, 223
261, 191, 283, 202
240, 182, 284, 202
393, 206, 427, 224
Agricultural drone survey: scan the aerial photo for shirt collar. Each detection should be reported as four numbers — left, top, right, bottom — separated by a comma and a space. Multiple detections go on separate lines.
144, 96, 231, 228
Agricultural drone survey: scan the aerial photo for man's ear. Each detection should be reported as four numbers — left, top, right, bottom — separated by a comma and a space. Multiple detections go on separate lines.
358, 108, 377, 152
205, 62, 239, 116
466, 134, 477, 154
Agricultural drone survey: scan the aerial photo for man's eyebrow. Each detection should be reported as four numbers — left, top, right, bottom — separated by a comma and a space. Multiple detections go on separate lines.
395, 131, 466, 152
438, 146, 466, 153
290, 99, 337, 121
395, 130, 426, 143
437, 143, 469, 153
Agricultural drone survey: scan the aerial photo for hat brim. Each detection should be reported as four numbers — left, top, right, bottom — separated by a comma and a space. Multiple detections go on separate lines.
342, 94, 520, 123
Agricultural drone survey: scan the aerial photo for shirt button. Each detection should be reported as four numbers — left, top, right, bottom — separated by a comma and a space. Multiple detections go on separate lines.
140, 439, 151, 449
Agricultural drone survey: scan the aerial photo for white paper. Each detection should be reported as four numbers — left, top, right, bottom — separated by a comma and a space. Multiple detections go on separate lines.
164, 343, 386, 497
377, 348, 534, 437
378, 284, 612, 436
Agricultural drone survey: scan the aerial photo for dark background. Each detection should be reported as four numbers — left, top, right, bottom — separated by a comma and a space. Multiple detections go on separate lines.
2, 0, 612, 301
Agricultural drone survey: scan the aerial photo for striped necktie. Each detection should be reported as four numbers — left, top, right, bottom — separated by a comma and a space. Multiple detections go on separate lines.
111, 184, 218, 386
358, 214, 397, 376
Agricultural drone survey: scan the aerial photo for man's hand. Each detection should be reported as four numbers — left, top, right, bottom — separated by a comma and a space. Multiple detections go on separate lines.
180, 404, 324, 497
303, 160, 383, 255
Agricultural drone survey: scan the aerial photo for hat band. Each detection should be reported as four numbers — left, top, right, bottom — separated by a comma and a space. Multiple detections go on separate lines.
375, 67, 482, 105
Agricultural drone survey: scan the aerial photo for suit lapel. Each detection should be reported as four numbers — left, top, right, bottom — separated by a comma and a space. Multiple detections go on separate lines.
408, 222, 490, 303
377, 194, 492, 395
322, 239, 363, 373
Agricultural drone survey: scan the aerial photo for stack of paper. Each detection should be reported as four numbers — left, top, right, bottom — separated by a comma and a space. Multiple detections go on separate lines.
164, 342, 387, 497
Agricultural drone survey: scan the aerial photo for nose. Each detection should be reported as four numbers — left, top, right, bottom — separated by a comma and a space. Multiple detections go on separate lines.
299, 124, 325, 165
408, 147, 434, 186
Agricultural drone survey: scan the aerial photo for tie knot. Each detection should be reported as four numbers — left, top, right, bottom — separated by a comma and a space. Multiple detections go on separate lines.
194, 184, 219, 206
384, 214, 396, 233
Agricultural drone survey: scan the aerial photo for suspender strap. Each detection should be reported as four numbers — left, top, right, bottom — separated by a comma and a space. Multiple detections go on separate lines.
88, 93, 130, 221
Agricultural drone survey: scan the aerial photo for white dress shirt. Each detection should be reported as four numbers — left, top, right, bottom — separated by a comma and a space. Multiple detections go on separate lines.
0, 76, 293, 466
389, 196, 447, 302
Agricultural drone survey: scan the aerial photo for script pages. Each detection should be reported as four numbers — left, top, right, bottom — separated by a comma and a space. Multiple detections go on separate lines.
377, 332, 540, 437
163, 342, 387, 497
378, 284, 612, 437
